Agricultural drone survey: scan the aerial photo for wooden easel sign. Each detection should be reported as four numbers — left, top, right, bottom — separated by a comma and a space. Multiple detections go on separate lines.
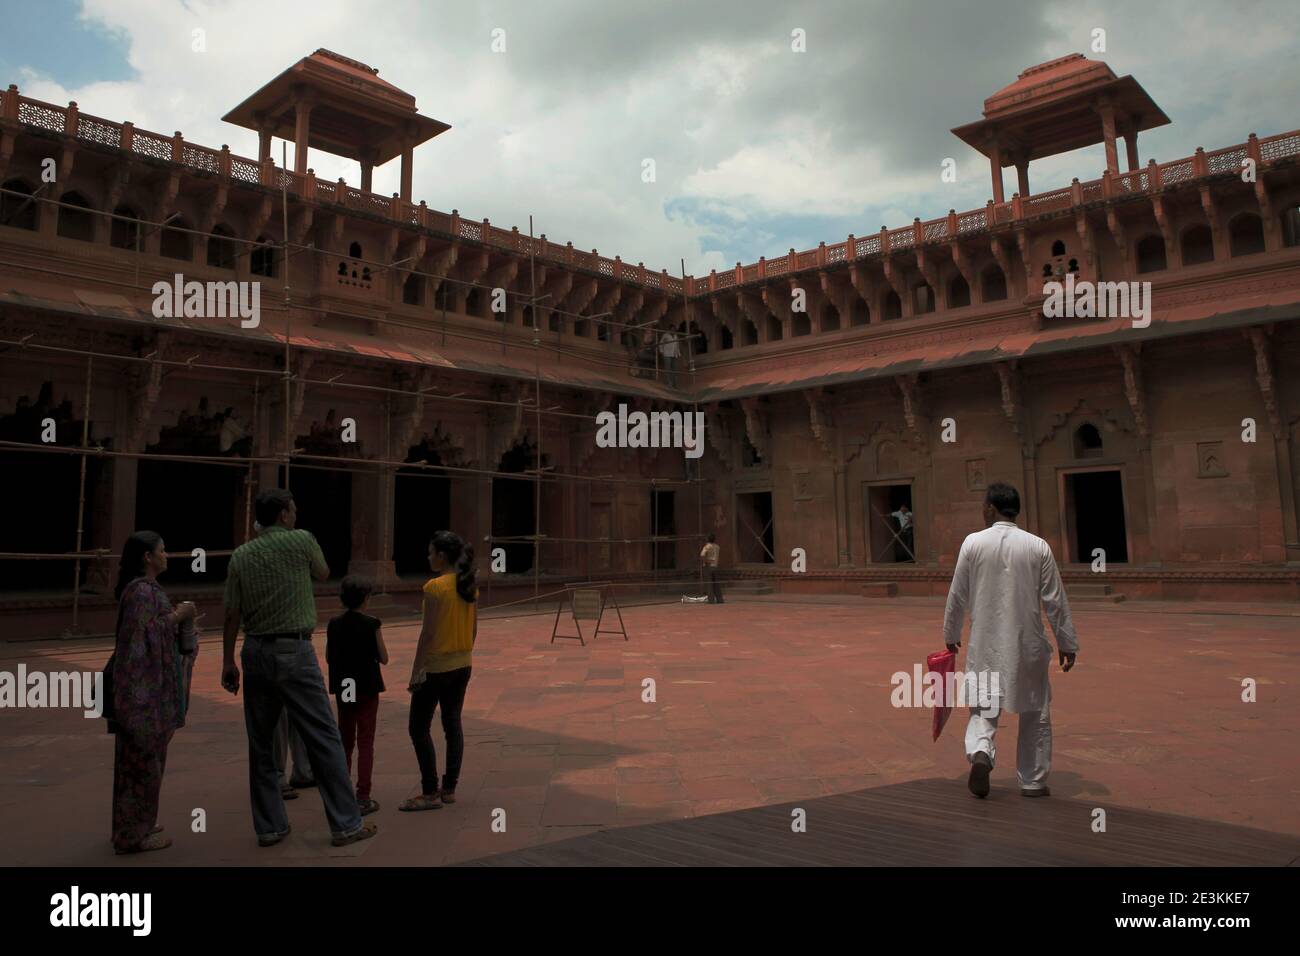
550, 585, 628, 644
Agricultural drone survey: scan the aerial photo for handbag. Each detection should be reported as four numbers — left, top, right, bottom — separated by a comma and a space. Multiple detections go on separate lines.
100, 598, 124, 728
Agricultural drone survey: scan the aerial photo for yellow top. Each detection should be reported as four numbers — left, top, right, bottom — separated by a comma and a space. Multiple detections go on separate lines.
421, 573, 477, 673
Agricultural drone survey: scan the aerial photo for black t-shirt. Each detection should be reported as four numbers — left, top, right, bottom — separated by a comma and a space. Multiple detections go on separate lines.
325, 610, 384, 697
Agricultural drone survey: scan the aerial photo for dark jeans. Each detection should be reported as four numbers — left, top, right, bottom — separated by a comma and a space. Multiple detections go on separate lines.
707, 567, 724, 603
337, 694, 380, 800
241, 638, 362, 839
408, 667, 472, 795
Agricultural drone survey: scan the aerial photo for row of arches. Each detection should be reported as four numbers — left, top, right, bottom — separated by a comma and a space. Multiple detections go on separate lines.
692, 265, 1012, 349
0, 179, 278, 276
1134, 212, 1282, 273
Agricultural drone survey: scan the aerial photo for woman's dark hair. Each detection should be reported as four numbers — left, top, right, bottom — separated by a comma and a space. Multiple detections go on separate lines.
431, 530, 477, 603
340, 575, 373, 610
115, 530, 162, 601
255, 488, 294, 528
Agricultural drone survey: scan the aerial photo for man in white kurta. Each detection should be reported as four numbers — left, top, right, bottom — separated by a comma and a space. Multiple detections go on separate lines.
942, 482, 1078, 798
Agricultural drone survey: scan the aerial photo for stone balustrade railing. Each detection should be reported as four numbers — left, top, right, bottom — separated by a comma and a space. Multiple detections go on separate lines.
4, 84, 1299, 301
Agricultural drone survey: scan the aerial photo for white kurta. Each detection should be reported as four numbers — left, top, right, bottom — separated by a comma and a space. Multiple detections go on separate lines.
942, 521, 1078, 714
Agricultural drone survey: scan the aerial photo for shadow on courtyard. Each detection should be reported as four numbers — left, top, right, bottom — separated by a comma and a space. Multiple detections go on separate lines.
460, 776, 1300, 867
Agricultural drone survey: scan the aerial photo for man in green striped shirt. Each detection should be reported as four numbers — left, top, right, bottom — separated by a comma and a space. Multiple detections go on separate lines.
221, 488, 376, 848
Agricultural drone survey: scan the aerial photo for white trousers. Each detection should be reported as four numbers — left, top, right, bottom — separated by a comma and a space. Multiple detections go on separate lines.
964, 699, 1052, 791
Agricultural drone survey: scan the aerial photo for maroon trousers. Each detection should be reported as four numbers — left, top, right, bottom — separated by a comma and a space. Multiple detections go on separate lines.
336, 694, 380, 800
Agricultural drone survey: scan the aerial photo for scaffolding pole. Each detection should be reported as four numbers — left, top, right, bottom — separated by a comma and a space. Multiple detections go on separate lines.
530, 215, 542, 610
683, 258, 706, 599
69, 354, 93, 632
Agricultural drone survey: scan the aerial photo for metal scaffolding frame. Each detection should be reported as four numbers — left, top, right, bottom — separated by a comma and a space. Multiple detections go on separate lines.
0, 189, 714, 633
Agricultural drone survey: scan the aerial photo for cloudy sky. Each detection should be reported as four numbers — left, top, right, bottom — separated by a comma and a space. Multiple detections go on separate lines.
2, 0, 1297, 276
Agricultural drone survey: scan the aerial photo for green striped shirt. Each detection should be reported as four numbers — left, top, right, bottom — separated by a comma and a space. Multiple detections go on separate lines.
224, 527, 328, 635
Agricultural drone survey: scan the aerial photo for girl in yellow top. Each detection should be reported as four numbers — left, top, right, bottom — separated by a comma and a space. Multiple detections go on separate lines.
400, 531, 478, 811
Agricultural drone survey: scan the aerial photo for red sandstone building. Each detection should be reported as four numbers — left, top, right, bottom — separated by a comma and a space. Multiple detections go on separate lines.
2, 51, 1298, 633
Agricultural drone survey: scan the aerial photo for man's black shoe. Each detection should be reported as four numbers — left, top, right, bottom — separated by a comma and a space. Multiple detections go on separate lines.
968, 752, 992, 798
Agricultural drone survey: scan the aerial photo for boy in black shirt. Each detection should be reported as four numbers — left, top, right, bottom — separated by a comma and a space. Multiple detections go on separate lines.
326, 576, 388, 815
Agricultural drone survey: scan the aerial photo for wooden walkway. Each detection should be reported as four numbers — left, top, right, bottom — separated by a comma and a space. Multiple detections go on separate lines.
462, 779, 1300, 867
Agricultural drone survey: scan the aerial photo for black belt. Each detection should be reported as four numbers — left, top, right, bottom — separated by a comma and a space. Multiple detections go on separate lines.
248, 630, 313, 641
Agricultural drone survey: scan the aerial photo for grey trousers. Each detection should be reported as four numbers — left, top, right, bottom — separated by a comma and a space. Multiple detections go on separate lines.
241, 638, 362, 839
273, 710, 313, 786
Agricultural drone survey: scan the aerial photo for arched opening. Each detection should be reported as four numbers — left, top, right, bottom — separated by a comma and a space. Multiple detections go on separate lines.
349, 241, 363, 259
57, 191, 96, 242
402, 273, 423, 305
521, 304, 534, 328
493, 438, 538, 575
0, 179, 37, 230
393, 440, 450, 577
1282, 202, 1300, 248
1051, 239, 1067, 256
1228, 213, 1266, 257
912, 284, 935, 315
1135, 234, 1167, 273
791, 311, 811, 336
741, 318, 758, 346
110, 206, 140, 249
160, 218, 192, 261
206, 223, 237, 269
720, 323, 734, 349
820, 302, 840, 332
280, 463, 352, 579
850, 298, 869, 327
883, 290, 903, 321
250, 236, 276, 277
765, 314, 783, 341
1181, 224, 1215, 266
1073, 423, 1104, 459
980, 266, 1007, 302
465, 286, 483, 317
947, 276, 971, 308
0, 383, 103, 589
678, 320, 707, 355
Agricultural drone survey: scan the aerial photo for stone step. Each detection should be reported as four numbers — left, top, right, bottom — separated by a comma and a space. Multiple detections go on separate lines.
1066, 582, 1126, 602
725, 580, 775, 594
860, 582, 899, 598
1068, 582, 1115, 595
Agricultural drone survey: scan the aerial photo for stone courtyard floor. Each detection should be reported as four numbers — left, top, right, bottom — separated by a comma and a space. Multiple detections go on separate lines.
1, 597, 1297, 866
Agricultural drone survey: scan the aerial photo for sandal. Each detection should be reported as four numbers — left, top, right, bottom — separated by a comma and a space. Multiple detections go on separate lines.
438, 790, 456, 805
115, 833, 172, 855
331, 822, 378, 847
358, 798, 380, 816
398, 794, 442, 812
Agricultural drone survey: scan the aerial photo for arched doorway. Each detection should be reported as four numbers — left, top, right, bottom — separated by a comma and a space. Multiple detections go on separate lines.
393, 440, 450, 577
492, 438, 537, 574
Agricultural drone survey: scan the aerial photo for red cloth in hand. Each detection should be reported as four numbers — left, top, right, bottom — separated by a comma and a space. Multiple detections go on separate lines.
926, 649, 957, 742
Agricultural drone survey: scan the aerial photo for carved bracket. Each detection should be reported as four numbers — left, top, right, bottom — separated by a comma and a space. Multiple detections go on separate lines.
1113, 343, 1149, 445
1246, 325, 1281, 437
739, 397, 770, 462
993, 360, 1029, 455
805, 387, 837, 459
894, 372, 927, 449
